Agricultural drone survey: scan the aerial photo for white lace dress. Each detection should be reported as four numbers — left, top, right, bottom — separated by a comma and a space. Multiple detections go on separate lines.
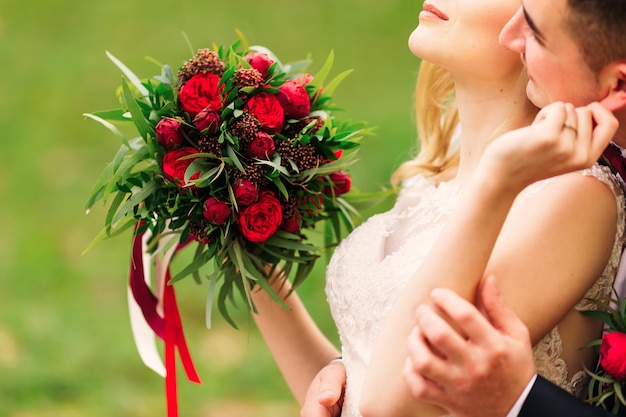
325, 165, 625, 417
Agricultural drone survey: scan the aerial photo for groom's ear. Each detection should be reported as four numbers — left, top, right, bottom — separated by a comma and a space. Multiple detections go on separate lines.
599, 61, 626, 111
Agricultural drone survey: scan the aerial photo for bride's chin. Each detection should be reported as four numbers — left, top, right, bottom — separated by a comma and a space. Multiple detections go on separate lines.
407, 28, 432, 59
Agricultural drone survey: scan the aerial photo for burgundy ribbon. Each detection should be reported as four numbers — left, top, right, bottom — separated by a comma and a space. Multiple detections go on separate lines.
129, 223, 201, 417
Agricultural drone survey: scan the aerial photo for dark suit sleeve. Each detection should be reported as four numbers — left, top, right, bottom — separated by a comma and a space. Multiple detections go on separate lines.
518, 376, 617, 417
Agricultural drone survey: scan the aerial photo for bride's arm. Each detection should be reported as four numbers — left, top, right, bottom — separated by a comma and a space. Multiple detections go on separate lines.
360, 103, 619, 417
251, 278, 339, 405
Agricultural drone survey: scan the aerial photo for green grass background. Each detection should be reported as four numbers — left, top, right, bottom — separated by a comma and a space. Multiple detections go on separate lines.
0, 0, 423, 415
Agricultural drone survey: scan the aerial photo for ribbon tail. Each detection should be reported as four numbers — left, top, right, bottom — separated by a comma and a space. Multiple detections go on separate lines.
128, 223, 166, 376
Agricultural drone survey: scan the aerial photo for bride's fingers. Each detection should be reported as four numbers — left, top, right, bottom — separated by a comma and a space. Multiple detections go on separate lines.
563, 102, 578, 136
587, 102, 619, 153
534, 101, 567, 131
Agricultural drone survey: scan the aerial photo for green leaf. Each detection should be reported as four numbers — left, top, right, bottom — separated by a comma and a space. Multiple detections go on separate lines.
323, 69, 353, 97
112, 181, 158, 226
205, 274, 218, 329
81, 217, 137, 255
310, 50, 334, 90
217, 277, 238, 329
106, 51, 150, 99
83, 113, 130, 148
86, 109, 130, 122
225, 144, 245, 173
121, 77, 155, 145
265, 235, 318, 252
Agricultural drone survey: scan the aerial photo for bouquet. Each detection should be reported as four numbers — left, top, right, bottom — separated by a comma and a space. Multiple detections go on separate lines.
584, 294, 626, 415
84, 33, 372, 416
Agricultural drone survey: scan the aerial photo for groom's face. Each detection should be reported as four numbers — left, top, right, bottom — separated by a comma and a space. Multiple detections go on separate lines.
499, 0, 604, 109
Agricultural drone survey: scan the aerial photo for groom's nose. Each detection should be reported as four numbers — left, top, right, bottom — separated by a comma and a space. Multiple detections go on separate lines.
499, 7, 526, 54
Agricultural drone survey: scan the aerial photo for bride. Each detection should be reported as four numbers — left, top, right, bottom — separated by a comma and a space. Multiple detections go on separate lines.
251, 1, 625, 416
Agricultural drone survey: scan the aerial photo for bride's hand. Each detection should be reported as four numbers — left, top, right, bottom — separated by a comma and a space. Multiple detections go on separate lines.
300, 360, 346, 417
479, 101, 618, 191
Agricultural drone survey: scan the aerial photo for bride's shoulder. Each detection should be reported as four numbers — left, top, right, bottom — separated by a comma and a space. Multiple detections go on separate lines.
522, 164, 623, 202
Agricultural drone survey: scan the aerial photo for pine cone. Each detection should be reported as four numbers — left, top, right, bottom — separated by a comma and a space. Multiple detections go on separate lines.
178, 49, 225, 82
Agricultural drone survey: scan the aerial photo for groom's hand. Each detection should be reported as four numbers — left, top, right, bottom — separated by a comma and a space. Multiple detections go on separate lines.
403, 275, 536, 417
301, 360, 346, 417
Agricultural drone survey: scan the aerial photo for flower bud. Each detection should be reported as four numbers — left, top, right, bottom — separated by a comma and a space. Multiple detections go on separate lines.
194, 108, 221, 135
233, 178, 259, 206
247, 131, 276, 159
155, 118, 184, 149
244, 52, 275, 80
203, 197, 231, 225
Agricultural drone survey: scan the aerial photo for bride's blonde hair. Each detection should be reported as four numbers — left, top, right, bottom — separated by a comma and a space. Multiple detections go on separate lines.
390, 61, 459, 186
391, 61, 533, 186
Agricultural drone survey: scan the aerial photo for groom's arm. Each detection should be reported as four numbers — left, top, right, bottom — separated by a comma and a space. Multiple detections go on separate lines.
520, 376, 617, 417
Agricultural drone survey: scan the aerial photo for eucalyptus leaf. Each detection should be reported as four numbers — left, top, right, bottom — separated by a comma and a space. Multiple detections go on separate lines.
106, 51, 150, 99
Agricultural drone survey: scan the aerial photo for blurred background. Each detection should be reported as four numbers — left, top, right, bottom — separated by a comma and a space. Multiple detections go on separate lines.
0, 0, 424, 415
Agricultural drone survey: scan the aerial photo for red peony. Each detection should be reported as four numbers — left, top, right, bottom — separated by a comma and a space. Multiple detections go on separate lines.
236, 191, 282, 243
155, 118, 184, 149
246, 131, 276, 159
276, 80, 311, 119
245, 52, 274, 80
179, 72, 223, 117
194, 108, 221, 135
244, 92, 285, 133
203, 197, 231, 225
162, 147, 201, 188
600, 331, 626, 381
233, 178, 259, 206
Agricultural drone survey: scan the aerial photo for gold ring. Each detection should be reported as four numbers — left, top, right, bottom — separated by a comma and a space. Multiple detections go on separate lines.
563, 122, 578, 134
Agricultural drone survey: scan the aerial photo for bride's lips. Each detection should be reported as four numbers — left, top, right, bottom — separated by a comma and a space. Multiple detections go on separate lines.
421, 3, 449, 21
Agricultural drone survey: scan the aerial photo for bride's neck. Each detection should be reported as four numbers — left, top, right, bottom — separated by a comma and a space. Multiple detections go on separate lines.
452, 77, 537, 182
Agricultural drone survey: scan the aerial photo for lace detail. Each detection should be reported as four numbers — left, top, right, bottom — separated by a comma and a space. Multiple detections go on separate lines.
326, 165, 625, 417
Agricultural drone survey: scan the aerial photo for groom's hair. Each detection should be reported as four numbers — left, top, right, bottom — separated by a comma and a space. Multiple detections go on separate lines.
565, 0, 626, 73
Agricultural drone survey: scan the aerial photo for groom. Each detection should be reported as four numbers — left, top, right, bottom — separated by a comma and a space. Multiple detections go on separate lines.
301, 0, 626, 416
402, 0, 626, 415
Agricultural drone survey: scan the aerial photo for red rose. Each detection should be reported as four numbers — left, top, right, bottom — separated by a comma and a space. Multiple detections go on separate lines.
162, 147, 201, 188
179, 72, 223, 117
280, 212, 301, 234
233, 178, 259, 206
155, 118, 184, 149
203, 197, 231, 225
244, 92, 285, 133
245, 52, 274, 80
194, 108, 221, 135
236, 191, 282, 243
325, 171, 352, 196
600, 331, 626, 381
276, 80, 311, 119
247, 131, 276, 159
